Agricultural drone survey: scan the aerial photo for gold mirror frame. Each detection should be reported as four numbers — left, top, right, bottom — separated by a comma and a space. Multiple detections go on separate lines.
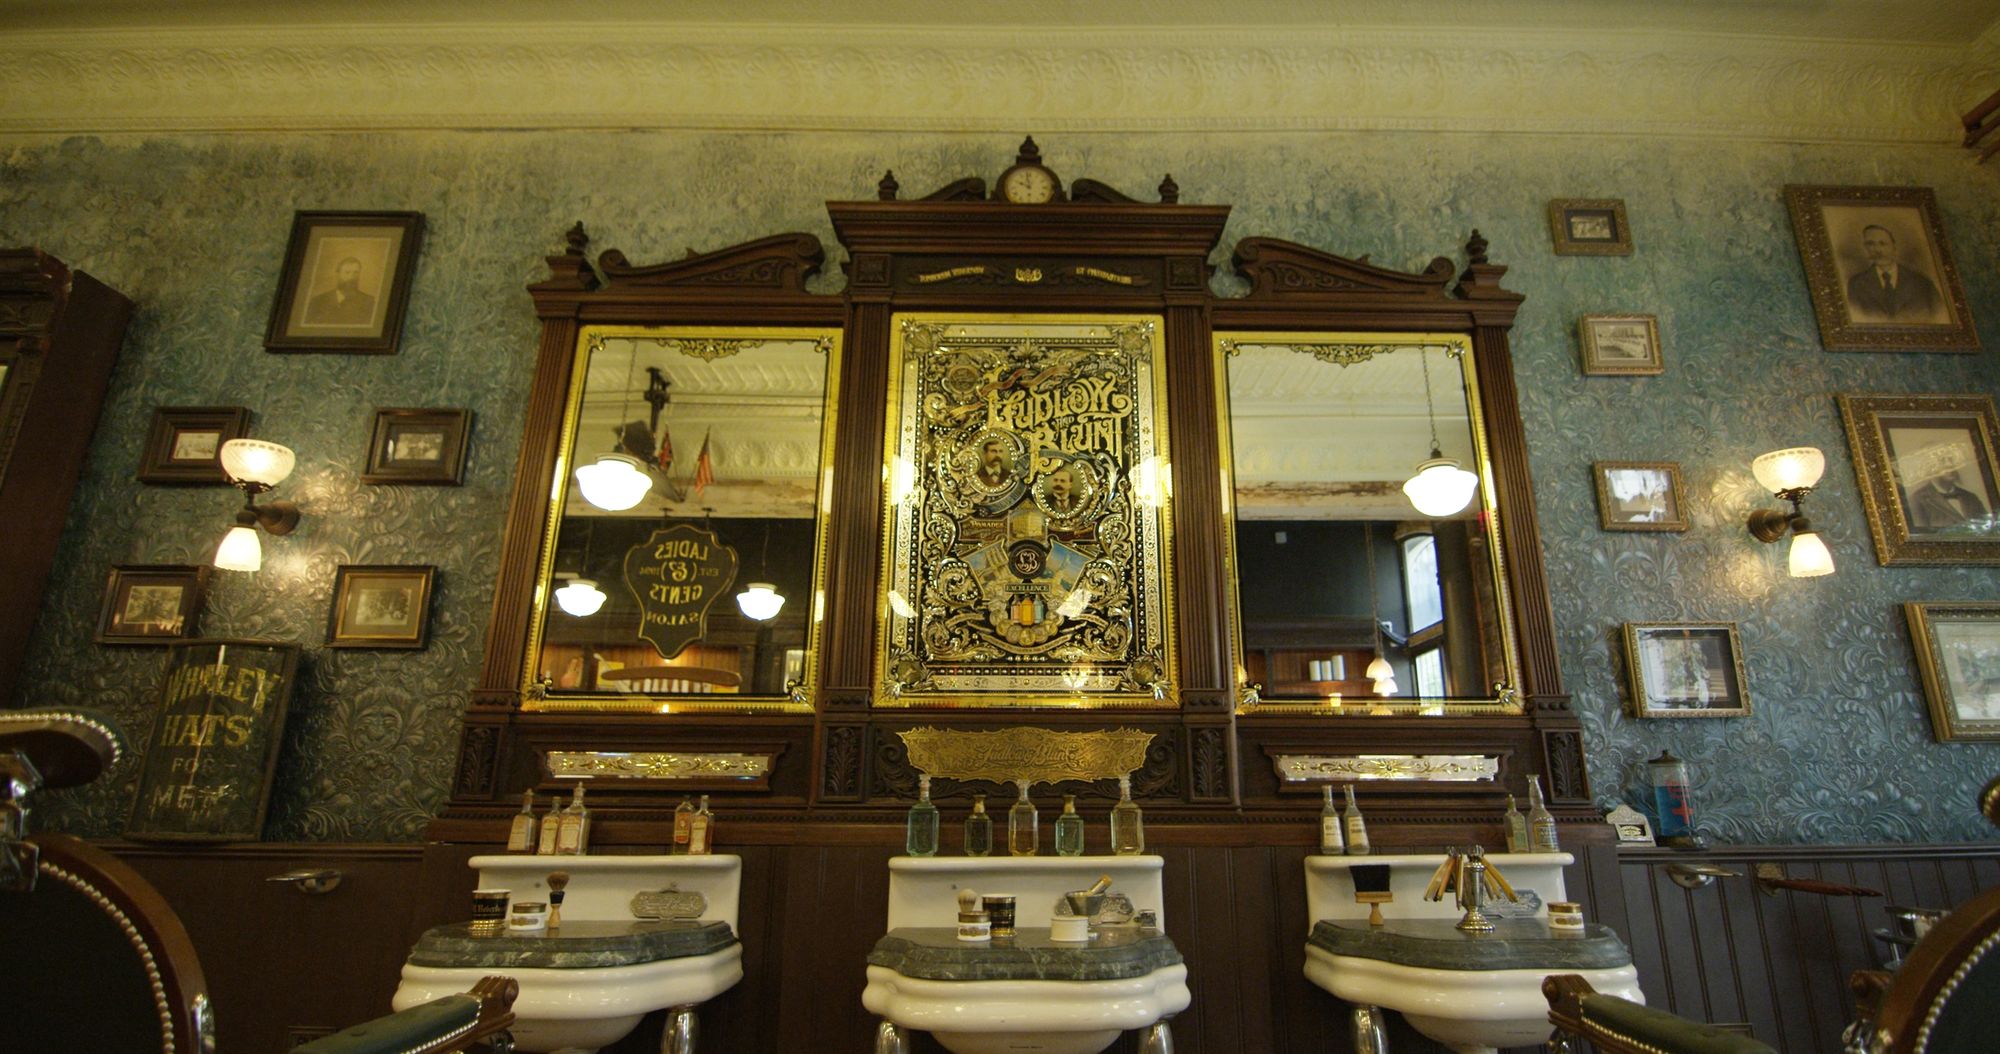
521, 324, 843, 713
1213, 330, 1523, 716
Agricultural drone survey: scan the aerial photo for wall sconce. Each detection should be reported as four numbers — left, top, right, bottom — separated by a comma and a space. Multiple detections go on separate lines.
213, 439, 300, 572
1747, 446, 1835, 578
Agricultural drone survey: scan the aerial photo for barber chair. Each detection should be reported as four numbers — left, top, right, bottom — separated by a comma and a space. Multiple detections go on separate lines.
0, 707, 516, 1053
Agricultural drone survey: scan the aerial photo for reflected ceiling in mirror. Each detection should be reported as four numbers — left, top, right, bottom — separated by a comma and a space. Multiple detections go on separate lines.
1216, 332, 1519, 714
524, 327, 842, 712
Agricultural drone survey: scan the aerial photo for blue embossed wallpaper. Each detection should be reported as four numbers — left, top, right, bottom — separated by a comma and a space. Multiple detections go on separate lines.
2, 131, 1996, 842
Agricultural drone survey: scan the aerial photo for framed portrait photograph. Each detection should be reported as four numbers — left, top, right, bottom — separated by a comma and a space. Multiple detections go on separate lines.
1839, 393, 2000, 565
96, 565, 209, 644
1623, 622, 1750, 718
1579, 314, 1662, 375
361, 407, 471, 485
327, 564, 436, 649
1905, 602, 2000, 741
264, 211, 425, 355
1594, 461, 1688, 532
1784, 185, 1977, 352
136, 406, 251, 484
1549, 198, 1633, 256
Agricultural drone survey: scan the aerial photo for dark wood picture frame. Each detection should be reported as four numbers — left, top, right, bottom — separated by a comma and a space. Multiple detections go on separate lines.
1549, 198, 1633, 256
1784, 185, 1978, 353
1839, 393, 2000, 566
1593, 461, 1688, 532
264, 210, 425, 355
136, 406, 250, 484
361, 407, 471, 485
328, 564, 436, 649
1904, 601, 2000, 742
1622, 621, 1750, 718
125, 639, 299, 842
96, 564, 209, 644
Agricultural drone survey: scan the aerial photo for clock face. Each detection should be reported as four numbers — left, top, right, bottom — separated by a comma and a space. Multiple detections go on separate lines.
1001, 167, 1057, 204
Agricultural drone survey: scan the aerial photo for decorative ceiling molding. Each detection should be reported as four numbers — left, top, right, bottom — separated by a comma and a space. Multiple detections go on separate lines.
0, 22, 1990, 142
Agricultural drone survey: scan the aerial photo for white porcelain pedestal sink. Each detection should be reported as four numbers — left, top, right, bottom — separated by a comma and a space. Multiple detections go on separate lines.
1301, 853, 1643, 1054
395, 854, 744, 1054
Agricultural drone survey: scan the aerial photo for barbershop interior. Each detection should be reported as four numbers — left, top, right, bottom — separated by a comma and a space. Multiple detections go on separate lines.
6, 3, 2000, 1053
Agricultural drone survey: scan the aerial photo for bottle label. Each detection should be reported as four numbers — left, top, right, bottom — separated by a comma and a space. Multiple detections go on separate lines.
1345, 816, 1369, 845
537, 819, 560, 854
1319, 817, 1342, 850
556, 816, 582, 853
689, 818, 710, 855
508, 817, 535, 852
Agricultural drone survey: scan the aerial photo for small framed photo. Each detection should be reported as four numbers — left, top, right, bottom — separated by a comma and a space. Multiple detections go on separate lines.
1579, 314, 1663, 376
1784, 185, 1977, 352
137, 406, 251, 484
361, 407, 471, 485
97, 565, 209, 644
1622, 622, 1750, 718
328, 564, 436, 649
264, 211, 425, 355
1905, 602, 2000, 741
1549, 198, 1633, 256
1839, 393, 2000, 565
1594, 461, 1688, 532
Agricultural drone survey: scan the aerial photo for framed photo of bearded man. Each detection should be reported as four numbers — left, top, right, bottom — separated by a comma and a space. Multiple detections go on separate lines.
1785, 185, 1976, 352
264, 210, 425, 354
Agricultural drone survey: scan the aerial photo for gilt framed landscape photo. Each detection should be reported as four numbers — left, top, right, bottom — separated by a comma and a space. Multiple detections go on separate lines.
1839, 393, 2000, 565
1579, 314, 1663, 375
1784, 185, 1977, 352
1549, 198, 1633, 256
96, 565, 208, 644
137, 406, 250, 484
1905, 602, 2000, 742
361, 407, 470, 485
1623, 622, 1749, 718
264, 211, 425, 355
328, 564, 436, 649
1594, 461, 1687, 532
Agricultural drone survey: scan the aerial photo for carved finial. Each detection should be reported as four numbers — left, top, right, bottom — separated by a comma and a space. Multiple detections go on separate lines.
1016, 135, 1041, 163
1466, 228, 1489, 266
563, 221, 589, 256
878, 169, 900, 201
1158, 174, 1180, 204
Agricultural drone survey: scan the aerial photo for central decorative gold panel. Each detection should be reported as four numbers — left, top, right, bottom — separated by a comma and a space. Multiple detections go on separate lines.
898, 726, 1154, 784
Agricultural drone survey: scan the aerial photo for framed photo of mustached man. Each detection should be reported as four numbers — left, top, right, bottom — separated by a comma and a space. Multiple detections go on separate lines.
1785, 185, 1977, 352
1840, 393, 2000, 565
264, 211, 425, 355
875, 314, 1176, 708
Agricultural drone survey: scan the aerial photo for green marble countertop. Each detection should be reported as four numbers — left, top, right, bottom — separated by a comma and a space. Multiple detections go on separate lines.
409, 919, 737, 969
869, 926, 1185, 982
1309, 918, 1631, 971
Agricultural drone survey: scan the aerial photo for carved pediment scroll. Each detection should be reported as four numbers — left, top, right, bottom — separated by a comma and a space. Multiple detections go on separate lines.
1232, 236, 1456, 301
595, 232, 825, 293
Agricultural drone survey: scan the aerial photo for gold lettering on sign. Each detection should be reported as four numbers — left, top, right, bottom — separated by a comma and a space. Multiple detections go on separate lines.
899, 726, 1154, 784
546, 751, 771, 781
1072, 266, 1138, 285
1271, 754, 1500, 783
913, 265, 990, 284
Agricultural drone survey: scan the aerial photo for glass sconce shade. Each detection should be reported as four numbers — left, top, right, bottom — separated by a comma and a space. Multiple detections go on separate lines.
574, 454, 653, 511
1751, 447, 1825, 494
213, 524, 263, 572
1403, 456, 1480, 517
1364, 655, 1392, 681
1788, 530, 1835, 578
1373, 675, 1398, 696
219, 439, 296, 488
554, 577, 607, 616
735, 582, 786, 621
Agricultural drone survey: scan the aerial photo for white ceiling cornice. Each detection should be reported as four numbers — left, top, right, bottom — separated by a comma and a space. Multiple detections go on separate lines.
0, 19, 1992, 142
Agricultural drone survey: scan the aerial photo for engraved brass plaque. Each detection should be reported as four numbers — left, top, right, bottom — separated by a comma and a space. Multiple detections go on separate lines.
630, 888, 708, 920
1271, 753, 1500, 783
545, 750, 771, 782
899, 726, 1153, 784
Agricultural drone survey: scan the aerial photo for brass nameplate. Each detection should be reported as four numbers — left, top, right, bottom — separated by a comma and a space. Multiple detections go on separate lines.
1272, 754, 1500, 782
545, 751, 770, 781
630, 887, 707, 920
899, 726, 1153, 784
912, 265, 990, 284
1071, 266, 1139, 286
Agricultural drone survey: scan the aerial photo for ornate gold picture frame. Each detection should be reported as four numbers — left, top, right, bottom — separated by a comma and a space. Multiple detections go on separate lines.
876, 314, 1175, 708
1839, 393, 2000, 565
1785, 185, 1978, 353
1622, 621, 1749, 719
1905, 602, 2000, 742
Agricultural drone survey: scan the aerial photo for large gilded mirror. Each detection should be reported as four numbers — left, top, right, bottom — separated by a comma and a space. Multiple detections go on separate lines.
524, 326, 841, 712
1216, 332, 1520, 714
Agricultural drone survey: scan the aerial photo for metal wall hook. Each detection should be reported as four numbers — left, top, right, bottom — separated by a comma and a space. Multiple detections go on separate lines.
1665, 862, 1740, 890
265, 867, 343, 895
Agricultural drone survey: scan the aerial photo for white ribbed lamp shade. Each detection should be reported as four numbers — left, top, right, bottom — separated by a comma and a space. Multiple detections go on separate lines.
219, 439, 296, 487
213, 525, 263, 572
574, 454, 652, 511
1403, 457, 1480, 517
1365, 655, 1393, 681
1788, 531, 1836, 578
1751, 447, 1825, 494
736, 582, 786, 621
554, 578, 607, 616
1373, 675, 1399, 697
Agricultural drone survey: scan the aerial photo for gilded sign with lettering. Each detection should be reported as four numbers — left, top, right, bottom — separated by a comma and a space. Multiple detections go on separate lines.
126, 640, 299, 841
622, 524, 738, 660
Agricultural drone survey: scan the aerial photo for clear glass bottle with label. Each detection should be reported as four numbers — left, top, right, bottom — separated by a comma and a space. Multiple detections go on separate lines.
1111, 775, 1145, 855
1007, 780, 1039, 856
1503, 793, 1530, 853
1054, 794, 1085, 856
536, 797, 561, 855
1343, 784, 1371, 855
1528, 776, 1560, 852
906, 774, 940, 857
555, 783, 591, 855
672, 796, 695, 855
689, 794, 715, 855
507, 790, 538, 853
1318, 785, 1344, 855
964, 793, 993, 856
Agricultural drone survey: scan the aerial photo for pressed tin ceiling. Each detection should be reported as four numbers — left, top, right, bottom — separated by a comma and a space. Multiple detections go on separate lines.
1, 0, 1995, 139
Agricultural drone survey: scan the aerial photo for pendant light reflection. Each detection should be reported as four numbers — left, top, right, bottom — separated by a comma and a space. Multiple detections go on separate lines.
575, 453, 652, 511
554, 576, 607, 617
736, 582, 785, 621
1402, 348, 1479, 518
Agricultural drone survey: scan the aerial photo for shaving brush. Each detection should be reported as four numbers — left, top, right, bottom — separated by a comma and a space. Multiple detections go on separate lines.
547, 871, 570, 930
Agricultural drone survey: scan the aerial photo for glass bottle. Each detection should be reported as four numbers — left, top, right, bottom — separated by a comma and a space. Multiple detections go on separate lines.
1054, 794, 1085, 856
672, 796, 695, 855
507, 790, 538, 852
1342, 784, 1371, 855
1527, 776, 1560, 852
905, 775, 940, 857
688, 794, 714, 855
964, 794, 993, 856
1008, 780, 1040, 856
1647, 751, 1694, 842
536, 797, 561, 855
555, 782, 591, 855
1503, 793, 1530, 854
1318, 784, 1344, 855
1110, 775, 1145, 855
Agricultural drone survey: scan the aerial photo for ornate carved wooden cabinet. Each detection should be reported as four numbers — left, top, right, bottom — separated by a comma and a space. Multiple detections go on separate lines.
439, 144, 1591, 849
